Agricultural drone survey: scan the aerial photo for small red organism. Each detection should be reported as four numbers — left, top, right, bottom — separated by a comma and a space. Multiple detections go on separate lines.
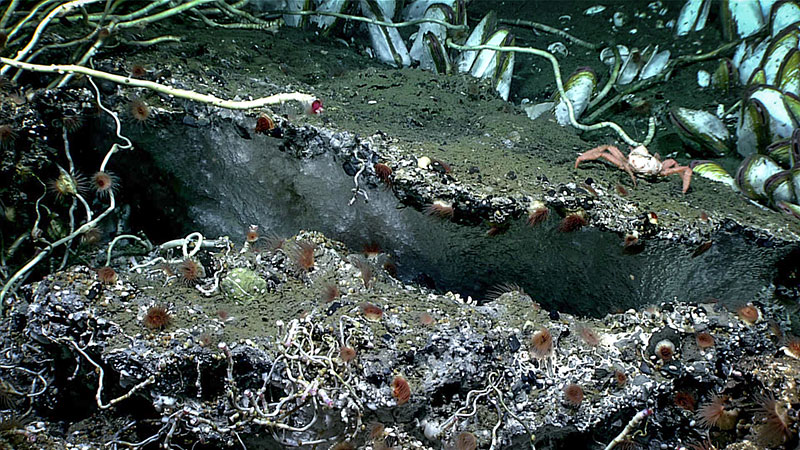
0, 124, 16, 149
308, 98, 323, 115
96, 266, 117, 284
368, 422, 385, 441
382, 258, 398, 278
339, 346, 356, 363
92, 171, 118, 197
363, 242, 382, 257
696, 395, 737, 430
430, 158, 451, 174
217, 309, 229, 321
255, 113, 275, 134
130, 64, 147, 79
178, 259, 203, 285
616, 184, 629, 196
143, 305, 171, 330
374, 163, 393, 187
614, 370, 627, 387
424, 200, 454, 219
62, 114, 83, 132
245, 225, 260, 243
564, 383, 583, 406
50, 171, 87, 200
321, 282, 340, 302
81, 227, 103, 246
558, 212, 587, 232
577, 325, 600, 347
655, 340, 675, 362
391, 376, 410, 405
696, 332, 714, 349
674, 391, 696, 411
486, 223, 510, 237
530, 327, 553, 359
737, 304, 760, 325
129, 98, 150, 124
755, 392, 792, 444
784, 336, 800, 359
419, 312, 435, 326
292, 241, 316, 272
350, 255, 373, 288
360, 303, 383, 321
527, 201, 549, 227
454, 431, 477, 450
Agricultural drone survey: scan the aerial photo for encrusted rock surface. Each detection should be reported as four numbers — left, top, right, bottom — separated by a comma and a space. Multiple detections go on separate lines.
2, 231, 798, 448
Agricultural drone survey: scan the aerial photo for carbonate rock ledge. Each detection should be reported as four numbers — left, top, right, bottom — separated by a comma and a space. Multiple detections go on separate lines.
3, 230, 798, 449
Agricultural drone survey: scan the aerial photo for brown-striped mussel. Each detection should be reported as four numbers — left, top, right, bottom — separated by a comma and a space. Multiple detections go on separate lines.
669, 107, 732, 156
692, 129, 800, 217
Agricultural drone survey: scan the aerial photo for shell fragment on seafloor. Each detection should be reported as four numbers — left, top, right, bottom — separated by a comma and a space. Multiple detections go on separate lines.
554, 68, 596, 126
675, 0, 711, 36
360, 0, 410, 68
669, 107, 731, 156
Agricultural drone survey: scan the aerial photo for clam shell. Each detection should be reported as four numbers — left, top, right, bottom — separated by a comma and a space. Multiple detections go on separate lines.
760, 27, 799, 85
736, 38, 770, 84
676, 0, 711, 36
669, 107, 731, 156
765, 139, 795, 167
764, 170, 796, 204
600, 45, 629, 66
777, 48, 800, 96
617, 48, 643, 85
770, 0, 800, 36
640, 46, 671, 80
409, 4, 453, 63
421, 31, 451, 75
470, 29, 508, 79
736, 96, 770, 157
712, 59, 736, 91
493, 34, 515, 101
736, 154, 782, 200
689, 160, 738, 190
721, 0, 764, 40
749, 86, 797, 142
793, 165, 800, 204
361, 0, 411, 68
776, 200, 800, 219
457, 11, 497, 73
784, 92, 800, 126
309, 0, 349, 29
747, 67, 767, 86
554, 68, 596, 126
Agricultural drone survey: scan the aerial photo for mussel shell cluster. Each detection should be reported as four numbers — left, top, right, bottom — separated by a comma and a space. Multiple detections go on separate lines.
284, 0, 515, 100
673, 0, 800, 217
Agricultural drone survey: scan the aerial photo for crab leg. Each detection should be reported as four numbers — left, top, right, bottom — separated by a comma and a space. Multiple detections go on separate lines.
575, 145, 636, 186
661, 159, 693, 194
